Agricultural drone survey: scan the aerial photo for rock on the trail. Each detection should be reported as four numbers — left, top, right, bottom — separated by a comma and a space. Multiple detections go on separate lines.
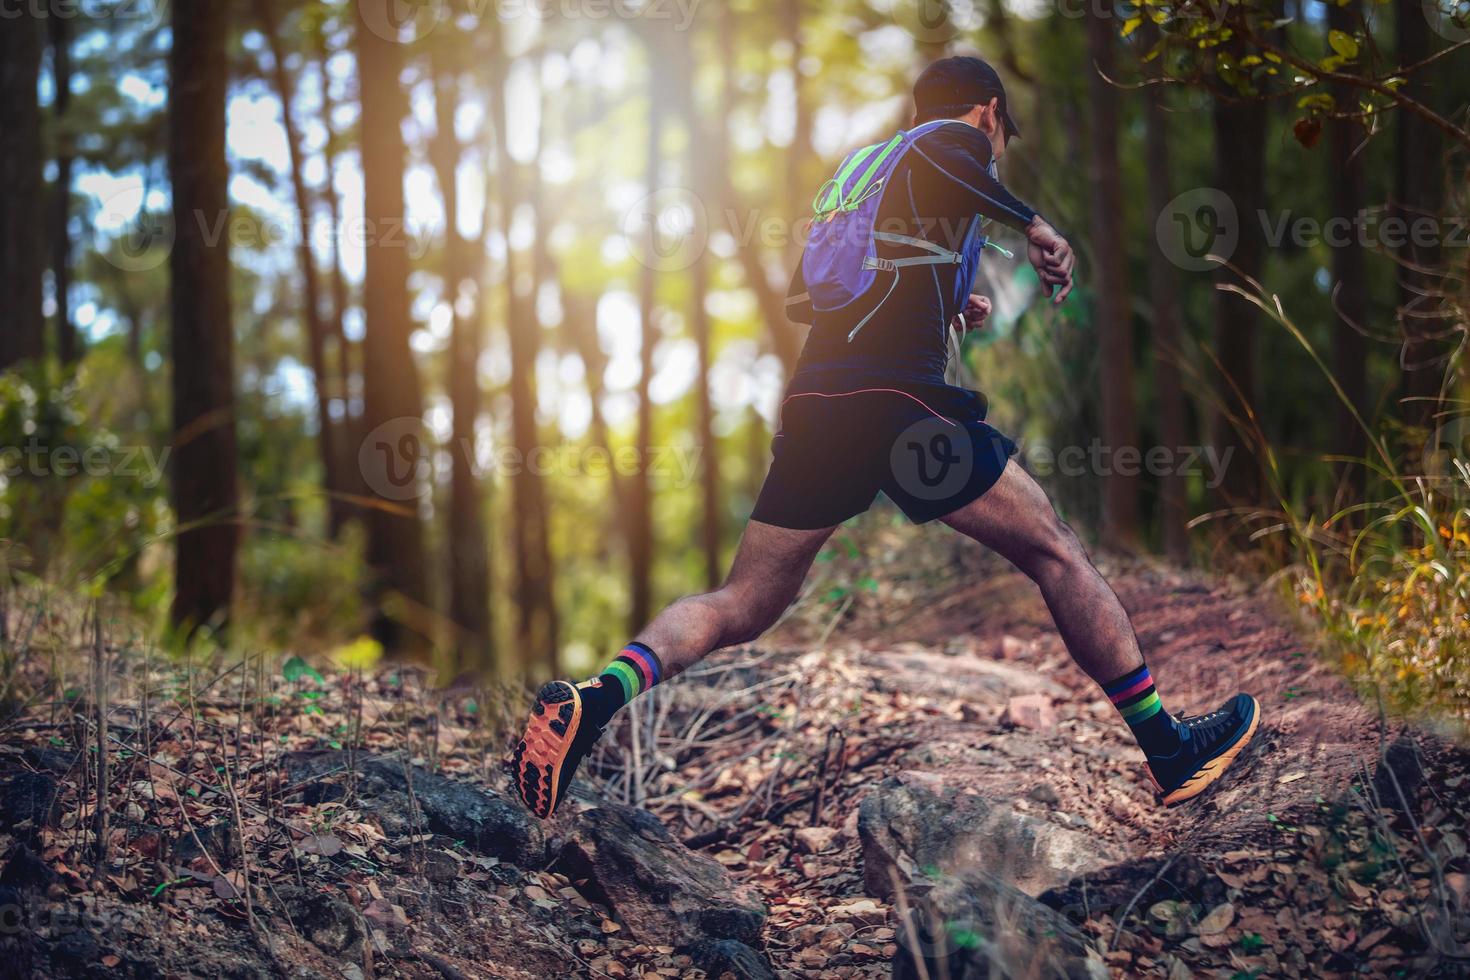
1038, 853, 1226, 922
1371, 736, 1425, 812
688, 938, 776, 980
278, 886, 371, 967
860, 776, 1116, 899
1002, 693, 1058, 731
1, 843, 57, 892
554, 803, 767, 947
282, 751, 544, 868
793, 826, 838, 854
0, 772, 59, 837
888, 857, 1101, 980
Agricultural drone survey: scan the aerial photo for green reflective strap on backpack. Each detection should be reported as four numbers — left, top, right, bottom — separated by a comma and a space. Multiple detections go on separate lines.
815, 141, 883, 216
843, 133, 903, 210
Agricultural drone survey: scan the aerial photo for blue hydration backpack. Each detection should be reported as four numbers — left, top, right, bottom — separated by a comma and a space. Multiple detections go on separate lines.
788, 119, 1011, 342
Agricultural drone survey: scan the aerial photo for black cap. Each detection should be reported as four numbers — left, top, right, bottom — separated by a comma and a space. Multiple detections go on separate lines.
913, 56, 1020, 140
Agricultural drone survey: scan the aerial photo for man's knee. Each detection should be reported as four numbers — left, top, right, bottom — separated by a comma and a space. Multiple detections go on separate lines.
711, 581, 790, 646
1022, 516, 1087, 581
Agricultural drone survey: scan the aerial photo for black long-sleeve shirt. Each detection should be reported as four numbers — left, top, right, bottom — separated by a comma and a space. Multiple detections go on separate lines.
786, 122, 1037, 390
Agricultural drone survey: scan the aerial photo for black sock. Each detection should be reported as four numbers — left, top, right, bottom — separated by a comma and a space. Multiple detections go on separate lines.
578, 642, 664, 730
1103, 665, 1184, 759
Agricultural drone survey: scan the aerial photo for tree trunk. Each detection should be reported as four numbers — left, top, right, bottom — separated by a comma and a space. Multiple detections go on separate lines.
784, 0, 810, 277
0, 9, 46, 370
50, 11, 78, 366
1394, 0, 1445, 428
257, 0, 348, 538
1210, 84, 1267, 508
1327, 0, 1369, 506
680, 26, 722, 591
489, 22, 557, 672
430, 43, 493, 674
629, 45, 666, 635
1086, 0, 1139, 548
715, 2, 802, 375
168, 0, 239, 633
1141, 23, 1190, 563
355, 5, 429, 652
311, 16, 365, 525
526, 86, 562, 673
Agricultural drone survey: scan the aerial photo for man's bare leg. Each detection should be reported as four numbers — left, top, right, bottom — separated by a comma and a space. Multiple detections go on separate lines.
940, 462, 1260, 806
512, 520, 835, 817
631, 520, 837, 676
938, 462, 1143, 686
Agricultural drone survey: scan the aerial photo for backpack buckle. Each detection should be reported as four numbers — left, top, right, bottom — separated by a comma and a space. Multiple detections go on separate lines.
864, 256, 897, 273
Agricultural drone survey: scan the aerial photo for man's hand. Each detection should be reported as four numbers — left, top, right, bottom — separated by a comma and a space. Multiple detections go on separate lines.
1025, 216, 1075, 305
952, 294, 993, 333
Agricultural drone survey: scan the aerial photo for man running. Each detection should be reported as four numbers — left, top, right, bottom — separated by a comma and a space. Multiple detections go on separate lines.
512, 56, 1259, 819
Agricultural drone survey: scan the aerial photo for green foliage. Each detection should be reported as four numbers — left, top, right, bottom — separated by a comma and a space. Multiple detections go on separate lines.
236, 525, 367, 650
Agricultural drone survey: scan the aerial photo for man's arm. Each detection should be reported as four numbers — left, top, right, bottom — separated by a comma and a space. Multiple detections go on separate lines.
910, 128, 1037, 232
915, 127, 1076, 304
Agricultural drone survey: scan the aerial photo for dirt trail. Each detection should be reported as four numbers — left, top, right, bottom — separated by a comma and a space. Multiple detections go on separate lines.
2, 556, 1464, 979
658, 555, 1464, 977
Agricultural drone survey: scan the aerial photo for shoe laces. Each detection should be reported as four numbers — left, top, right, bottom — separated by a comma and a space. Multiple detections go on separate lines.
1181, 706, 1234, 743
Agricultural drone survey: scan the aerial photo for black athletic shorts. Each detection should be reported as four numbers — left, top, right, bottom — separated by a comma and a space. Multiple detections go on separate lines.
751, 381, 1018, 530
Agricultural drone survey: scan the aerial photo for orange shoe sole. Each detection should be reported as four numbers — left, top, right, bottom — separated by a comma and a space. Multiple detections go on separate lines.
1159, 696, 1261, 807
511, 681, 582, 819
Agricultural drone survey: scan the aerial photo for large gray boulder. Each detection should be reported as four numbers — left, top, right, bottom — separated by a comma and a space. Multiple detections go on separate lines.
859, 775, 1116, 898
555, 803, 767, 948
860, 777, 1110, 979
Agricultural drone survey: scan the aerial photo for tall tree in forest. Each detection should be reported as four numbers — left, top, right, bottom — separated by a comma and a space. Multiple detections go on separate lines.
257, 0, 350, 537
1326, 0, 1369, 502
168, 0, 239, 632
429, 34, 493, 672
1085, 0, 1139, 547
629, 35, 668, 634
526, 72, 562, 671
310, 12, 366, 522
783, 0, 810, 276
488, 21, 557, 671
0, 9, 46, 371
1210, 59, 1267, 507
1141, 23, 1190, 562
715, 3, 802, 375
1393, 0, 1445, 428
355, 6, 429, 649
50, 11, 79, 366
680, 26, 722, 590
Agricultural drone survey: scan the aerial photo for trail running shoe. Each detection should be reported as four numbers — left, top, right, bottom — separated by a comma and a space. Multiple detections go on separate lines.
1146, 693, 1261, 807
510, 681, 604, 819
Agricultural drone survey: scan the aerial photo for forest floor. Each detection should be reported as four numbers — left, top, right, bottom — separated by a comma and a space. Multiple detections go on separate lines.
1, 530, 1468, 979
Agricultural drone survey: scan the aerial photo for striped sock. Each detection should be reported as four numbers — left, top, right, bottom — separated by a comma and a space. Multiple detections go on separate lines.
580, 642, 664, 728
1104, 665, 1183, 759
